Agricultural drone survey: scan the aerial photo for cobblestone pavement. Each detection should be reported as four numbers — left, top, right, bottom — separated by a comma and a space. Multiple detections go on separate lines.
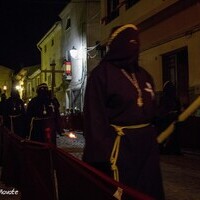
58, 132, 200, 200
57, 131, 85, 160
0, 132, 200, 200
160, 154, 200, 200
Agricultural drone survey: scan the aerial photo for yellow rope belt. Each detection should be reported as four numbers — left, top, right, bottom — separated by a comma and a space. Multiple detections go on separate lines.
110, 123, 150, 182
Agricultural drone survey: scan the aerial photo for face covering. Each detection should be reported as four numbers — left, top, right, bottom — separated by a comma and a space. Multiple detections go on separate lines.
104, 24, 140, 73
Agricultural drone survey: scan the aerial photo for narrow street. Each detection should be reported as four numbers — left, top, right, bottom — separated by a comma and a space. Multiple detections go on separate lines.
160, 154, 200, 200
58, 133, 200, 200
0, 132, 200, 200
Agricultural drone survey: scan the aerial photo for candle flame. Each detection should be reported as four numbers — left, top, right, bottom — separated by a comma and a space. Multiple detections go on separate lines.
68, 132, 77, 138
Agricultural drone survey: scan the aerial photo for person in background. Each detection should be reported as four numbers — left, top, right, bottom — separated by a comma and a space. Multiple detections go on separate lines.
82, 24, 165, 200
155, 80, 182, 154
26, 83, 61, 145
48, 89, 63, 135
4, 89, 26, 137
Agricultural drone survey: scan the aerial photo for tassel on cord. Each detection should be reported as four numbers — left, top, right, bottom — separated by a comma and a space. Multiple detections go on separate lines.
110, 123, 150, 182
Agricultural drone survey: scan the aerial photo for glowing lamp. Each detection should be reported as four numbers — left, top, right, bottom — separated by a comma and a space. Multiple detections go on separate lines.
3, 85, 7, 91
64, 60, 72, 80
64, 61, 72, 75
70, 46, 78, 59
15, 85, 21, 90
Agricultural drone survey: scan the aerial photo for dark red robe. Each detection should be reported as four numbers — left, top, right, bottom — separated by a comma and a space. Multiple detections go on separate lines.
83, 24, 165, 200
4, 96, 26, 137
26, 95, 61, 145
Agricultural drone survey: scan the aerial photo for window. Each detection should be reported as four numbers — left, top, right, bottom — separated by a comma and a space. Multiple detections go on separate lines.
44, 72, 47, 82
107, 0, 119, 23
37, 76, 40, 86
48, 74, 52, 87
51, 39, 54, 46
162, 48, 189, 105
27, 83, 31, 97
44, 45, 47, 53
65, 17, 71, 31
126, 0, 139, 9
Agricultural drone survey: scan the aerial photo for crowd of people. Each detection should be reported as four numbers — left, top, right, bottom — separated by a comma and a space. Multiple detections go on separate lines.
0, 83, 61, 145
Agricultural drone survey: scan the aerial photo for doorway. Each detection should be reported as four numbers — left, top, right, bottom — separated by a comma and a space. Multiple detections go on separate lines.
162, 47, 189, 107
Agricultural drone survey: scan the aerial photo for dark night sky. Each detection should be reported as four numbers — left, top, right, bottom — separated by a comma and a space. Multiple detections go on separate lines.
0, 0, 67, 72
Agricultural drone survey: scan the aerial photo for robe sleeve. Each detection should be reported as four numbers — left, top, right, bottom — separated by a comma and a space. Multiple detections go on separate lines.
83, 67, 113, 162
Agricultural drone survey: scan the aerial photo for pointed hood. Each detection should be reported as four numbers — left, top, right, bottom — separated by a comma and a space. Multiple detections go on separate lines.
104, 24, 140, 73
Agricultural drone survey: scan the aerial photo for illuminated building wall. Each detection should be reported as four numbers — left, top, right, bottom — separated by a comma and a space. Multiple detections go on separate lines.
59, 1, 101, 111
100, 0, 200, 105
37, 21, 66, 112
0, 65, 13, 98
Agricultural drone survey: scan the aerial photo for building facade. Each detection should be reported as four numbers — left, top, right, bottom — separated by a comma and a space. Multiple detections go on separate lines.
0, 65, 13, 98
59, 0, 101, 112
100, 0, 200, 107
14, 65, 41, 106
25, 65, 41, 101
24, 0, 200, 112
37, 21, 66, 113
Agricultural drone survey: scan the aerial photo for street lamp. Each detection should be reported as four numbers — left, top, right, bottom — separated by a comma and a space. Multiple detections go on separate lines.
3, 85, 7, 92
63, 59, 72, 80
70, 46, 78, 59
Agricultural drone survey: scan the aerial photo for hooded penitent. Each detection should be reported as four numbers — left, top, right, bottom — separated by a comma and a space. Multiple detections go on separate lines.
83, 24, 165, 200
10, 89, 20, 99
37, 83, 49, 98
4, 88, 26, 137
26, 82, 61, 145
104, 24, 140, 73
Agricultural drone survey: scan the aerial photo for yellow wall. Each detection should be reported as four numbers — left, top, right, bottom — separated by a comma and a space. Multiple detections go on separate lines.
100, 0, 178, 41
38, 22, 65, 112
100, 0, 200, 95
0, 66, 13, 97
140, 26, 200, 92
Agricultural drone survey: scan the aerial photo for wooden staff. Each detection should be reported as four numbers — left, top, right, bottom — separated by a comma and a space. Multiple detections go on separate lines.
157, 95, 200, 143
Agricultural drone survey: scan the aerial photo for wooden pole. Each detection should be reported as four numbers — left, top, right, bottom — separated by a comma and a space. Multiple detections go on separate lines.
157, 95, 200, 143
50, 61, 56, 96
